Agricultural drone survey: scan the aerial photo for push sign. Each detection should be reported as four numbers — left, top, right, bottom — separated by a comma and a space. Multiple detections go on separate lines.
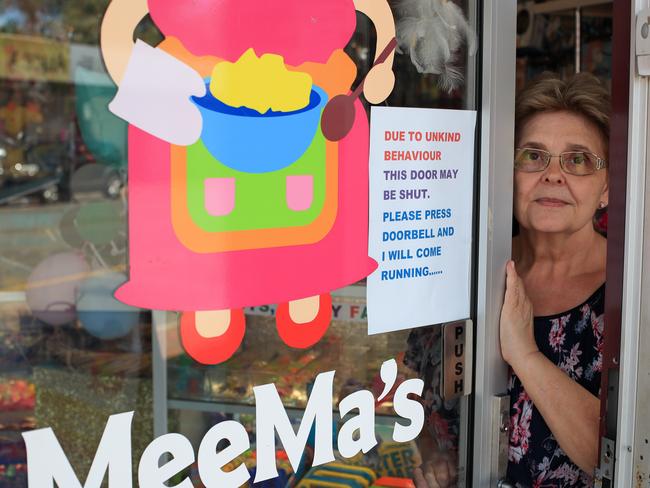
442, 320, 473, 400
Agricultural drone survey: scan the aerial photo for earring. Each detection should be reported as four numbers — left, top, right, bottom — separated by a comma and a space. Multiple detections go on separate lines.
598, 202, 607, 209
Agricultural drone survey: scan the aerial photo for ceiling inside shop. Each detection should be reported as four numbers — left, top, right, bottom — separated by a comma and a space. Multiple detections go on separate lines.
519, 0, 612, 17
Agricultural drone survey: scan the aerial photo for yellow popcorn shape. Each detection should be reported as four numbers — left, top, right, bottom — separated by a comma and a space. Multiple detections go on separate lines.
210, 49, 313, 114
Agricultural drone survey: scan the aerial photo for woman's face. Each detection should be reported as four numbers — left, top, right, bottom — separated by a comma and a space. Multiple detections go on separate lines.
514, 110, 609, 235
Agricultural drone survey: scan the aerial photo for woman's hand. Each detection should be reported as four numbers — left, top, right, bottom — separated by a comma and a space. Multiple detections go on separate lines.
413, 452, 458, 488
412, 429, 458, 488
500, 260, 539, 367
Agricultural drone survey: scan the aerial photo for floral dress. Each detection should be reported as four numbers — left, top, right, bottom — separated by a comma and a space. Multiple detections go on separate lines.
507, 284, 605, 488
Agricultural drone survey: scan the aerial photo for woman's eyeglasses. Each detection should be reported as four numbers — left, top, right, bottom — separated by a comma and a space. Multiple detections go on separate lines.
514, 147, 607, 176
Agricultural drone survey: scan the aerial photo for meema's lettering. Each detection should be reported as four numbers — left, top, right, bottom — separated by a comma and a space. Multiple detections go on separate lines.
253, 370, 336, 482
22, 360, 424, 488
22, 411, 134, 488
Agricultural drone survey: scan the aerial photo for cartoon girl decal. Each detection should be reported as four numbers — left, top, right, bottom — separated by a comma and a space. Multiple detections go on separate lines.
100, 0, 396, 364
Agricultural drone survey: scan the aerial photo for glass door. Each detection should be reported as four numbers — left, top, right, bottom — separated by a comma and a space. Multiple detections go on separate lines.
0, 1, 523, 487
157, 2, 484, 487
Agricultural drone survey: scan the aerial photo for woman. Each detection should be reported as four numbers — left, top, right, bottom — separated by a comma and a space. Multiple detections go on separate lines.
502, 72, 609, 487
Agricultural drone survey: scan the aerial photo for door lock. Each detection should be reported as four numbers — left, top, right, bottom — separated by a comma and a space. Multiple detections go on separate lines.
493, 395, 511, 483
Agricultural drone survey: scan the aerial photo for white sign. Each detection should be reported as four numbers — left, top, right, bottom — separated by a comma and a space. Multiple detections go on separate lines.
367, 107, 477, 334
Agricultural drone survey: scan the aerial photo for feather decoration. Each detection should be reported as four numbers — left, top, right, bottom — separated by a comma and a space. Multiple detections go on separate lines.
395, 0, 477, 92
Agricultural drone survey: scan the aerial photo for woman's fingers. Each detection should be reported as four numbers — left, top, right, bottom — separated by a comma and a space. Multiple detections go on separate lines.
500, 258, 539, 366
500, 259, 536, 365
431, 458, 452, 487
424, 462, 443, 488
505, 261, 517, 294
446, 456, 459, 482
413, 464, 444, 488
413, 467, 430, 488
505, 260, 528, 309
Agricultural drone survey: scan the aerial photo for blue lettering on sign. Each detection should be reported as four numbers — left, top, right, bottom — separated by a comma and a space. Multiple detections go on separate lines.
380, 266, 430, 281
382, 229, 436, 241
388, 249, 413, 261
416, 246, 442, 258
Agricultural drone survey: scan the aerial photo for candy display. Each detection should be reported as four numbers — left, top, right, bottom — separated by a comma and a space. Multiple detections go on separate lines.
33, 367, 153, 482
210, 49, 313, 114
0, 379, 35, 412
375, 442, 420, 479
0, 463, 27, 488
168, 314, 412, 412
297, 458, 416, 488
0, 378, 36, 487
342, 440, 420, 482
173, 448, 293, 488
372, 477, 416, 487
308, 463, 377, 486
174, 439, 418, 488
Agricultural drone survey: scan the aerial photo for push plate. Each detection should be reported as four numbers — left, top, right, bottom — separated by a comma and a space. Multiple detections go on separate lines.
442, 320, 473, 400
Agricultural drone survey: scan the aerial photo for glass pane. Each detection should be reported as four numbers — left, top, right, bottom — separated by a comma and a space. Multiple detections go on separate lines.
0, 2, 155, 487
1, 1, 479, 487
162, 2, 478, 487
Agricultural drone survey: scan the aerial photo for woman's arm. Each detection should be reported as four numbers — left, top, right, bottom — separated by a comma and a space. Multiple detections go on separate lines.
100, 0, 149, 84
352, 0, 396, 104
500, 261, 600, 474
510, 350, 600, 473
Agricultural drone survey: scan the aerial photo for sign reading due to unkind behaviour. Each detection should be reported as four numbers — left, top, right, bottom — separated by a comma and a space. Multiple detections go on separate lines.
367, 107, 477, 334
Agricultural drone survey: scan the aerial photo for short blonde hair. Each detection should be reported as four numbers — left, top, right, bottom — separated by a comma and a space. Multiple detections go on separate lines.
515, 72, 610, 149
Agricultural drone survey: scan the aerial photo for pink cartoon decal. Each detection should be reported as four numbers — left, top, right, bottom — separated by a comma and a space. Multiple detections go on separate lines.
100, 0, 397, 364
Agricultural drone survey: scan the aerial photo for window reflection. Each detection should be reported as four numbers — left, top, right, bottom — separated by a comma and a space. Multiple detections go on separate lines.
0, 3, 154, 486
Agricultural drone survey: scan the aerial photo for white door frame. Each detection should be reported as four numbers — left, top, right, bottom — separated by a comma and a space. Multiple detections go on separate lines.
613, 0, 650, 486
472, 0, 517, 485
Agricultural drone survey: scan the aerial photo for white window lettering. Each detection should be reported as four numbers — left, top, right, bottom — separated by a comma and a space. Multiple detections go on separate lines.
198, 420, 251, 487
138, 433, 195, 488
22, 411, 134, 488
253, 370, 335, 482
392, 378, 425, 442
337, 390, 378, 458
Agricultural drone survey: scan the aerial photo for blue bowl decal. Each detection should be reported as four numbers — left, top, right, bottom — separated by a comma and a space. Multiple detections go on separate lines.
192, 85, 328, 173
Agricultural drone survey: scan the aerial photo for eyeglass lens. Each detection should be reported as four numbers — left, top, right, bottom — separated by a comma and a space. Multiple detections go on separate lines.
514, 148, 600, 175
